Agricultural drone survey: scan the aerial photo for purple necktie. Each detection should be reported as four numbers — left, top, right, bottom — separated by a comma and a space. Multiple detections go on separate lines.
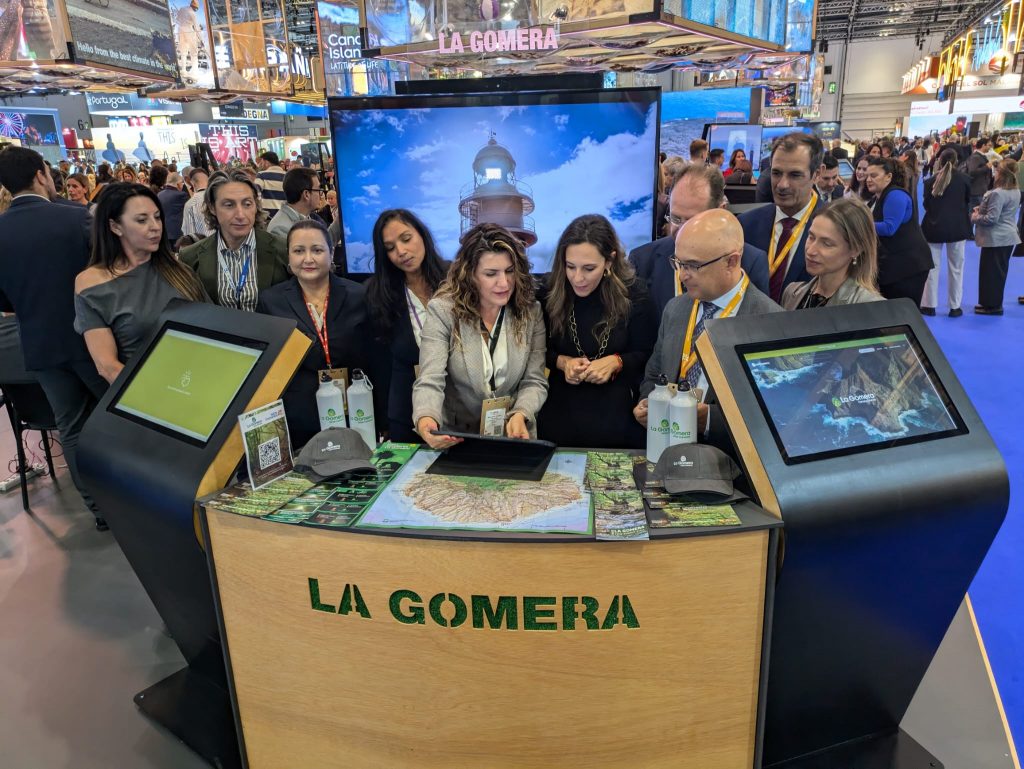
770, 216, 798, 303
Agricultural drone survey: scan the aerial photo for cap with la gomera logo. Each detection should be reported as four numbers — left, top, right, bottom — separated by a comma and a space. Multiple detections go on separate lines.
652, 444, 743, 499
294, 428, 375, 480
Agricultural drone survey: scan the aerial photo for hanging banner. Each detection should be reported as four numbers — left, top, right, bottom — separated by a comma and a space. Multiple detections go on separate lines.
318, 0, 407, 96
763, 83, 797, 108
199, 122, 261, 164
206, 0, 292, 95
63, 0, 177, 78
0, 0, 70, 63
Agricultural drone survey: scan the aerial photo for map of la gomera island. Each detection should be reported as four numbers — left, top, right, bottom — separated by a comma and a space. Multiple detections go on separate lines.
357, 451, 592, 534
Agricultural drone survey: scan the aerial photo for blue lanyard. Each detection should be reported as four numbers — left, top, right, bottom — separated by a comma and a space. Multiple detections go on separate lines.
235, 254, 252, 301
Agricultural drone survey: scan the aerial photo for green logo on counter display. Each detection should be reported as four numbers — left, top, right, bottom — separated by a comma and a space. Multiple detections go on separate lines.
327, 408, 337, 417
356, 409, 365, 418
308, 579, 639, 631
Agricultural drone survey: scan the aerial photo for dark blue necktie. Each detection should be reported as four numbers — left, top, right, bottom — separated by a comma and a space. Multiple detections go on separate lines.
685, 301, 718, 390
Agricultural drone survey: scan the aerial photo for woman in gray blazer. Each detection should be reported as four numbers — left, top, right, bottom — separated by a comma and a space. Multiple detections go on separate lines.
972, 158, 1021, 314
782, 198, 885, 310
412, 223, 548, 450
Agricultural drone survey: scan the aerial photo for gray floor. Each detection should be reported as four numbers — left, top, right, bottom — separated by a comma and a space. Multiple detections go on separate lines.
0, 419, 1016, 769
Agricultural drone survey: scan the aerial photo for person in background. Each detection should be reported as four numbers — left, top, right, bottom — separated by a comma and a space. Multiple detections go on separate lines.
921, 149, 972, 317
0, 147, 108, 530
657, 155, 687, 235
316, 189, 339, 225
118, 167, 138, 183
539, 214, 656, 449
137, 168, 149, 187
900, 150, 921, 207
412, 223, 547, 449
91, 163, 113, 202
255, 151, 287, 215
814, 154, 844, 203
867, 143, 883, 157
629, 162, 770, 315
74, 184, 207, 384
708, 149, 725, 169
66, 173, 90, 206
845, 155, 872, 202
256, 220, 373, 449
879, 140, 895, 158
864, 156, 933, 303
157, 171, 189, 244
689, 139, 708, 165
267, 167, 323, 240
781, 198, 884, 309
148, 164, 168, 196
723, 148, 747, 179
179, 169, 289, 311
366, 209, 449, 442
181, 167, 212, 239
828, 139, 849, 161
973, 158, 1021, 315
634, 209, 781, 452
966, 137, 994, 213
738, 131, 825, 303
725, 158, 754, 185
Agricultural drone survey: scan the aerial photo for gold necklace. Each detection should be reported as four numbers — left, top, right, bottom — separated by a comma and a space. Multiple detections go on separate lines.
568, 307, 612, 361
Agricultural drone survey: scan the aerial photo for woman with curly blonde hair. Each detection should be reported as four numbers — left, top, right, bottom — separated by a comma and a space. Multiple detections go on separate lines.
412, 222, 547, 450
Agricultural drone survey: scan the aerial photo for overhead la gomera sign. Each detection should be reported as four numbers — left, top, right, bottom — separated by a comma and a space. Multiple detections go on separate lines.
308, 578, 640, 631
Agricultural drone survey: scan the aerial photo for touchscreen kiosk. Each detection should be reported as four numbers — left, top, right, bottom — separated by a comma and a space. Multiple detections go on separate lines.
696, 300, 1008, 767
79, 302, 311, 769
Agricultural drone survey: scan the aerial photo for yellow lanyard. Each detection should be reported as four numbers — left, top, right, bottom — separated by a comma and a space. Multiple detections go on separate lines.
767, 192, 818, 277
679, 273, 749, 381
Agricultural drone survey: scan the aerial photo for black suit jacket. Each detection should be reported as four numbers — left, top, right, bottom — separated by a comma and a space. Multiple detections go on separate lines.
0, 196, 92, 370
157, 186, 188, 242
628, 235, 770, 316
179, 228, 290, 304
256, 275, 375, 449
737, 201, 821, 291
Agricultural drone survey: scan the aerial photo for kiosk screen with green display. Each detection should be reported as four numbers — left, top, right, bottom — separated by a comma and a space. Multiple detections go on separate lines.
113, 327, 263, 442
739, 328, 967, 464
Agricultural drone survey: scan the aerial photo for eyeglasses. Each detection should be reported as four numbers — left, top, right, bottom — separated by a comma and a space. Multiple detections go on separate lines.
664, 213, 684, 227
669, 251, 735, 273
306, 187, 324, 196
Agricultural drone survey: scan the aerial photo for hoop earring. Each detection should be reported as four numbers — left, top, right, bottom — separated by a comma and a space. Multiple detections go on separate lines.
604, 268, 611, 277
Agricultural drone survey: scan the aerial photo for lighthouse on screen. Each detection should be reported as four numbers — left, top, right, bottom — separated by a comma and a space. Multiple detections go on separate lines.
457, 132, 538, 247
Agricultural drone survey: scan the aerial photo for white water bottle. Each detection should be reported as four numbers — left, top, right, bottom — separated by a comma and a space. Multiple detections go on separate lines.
646, 374, 672, 463
347, 369, 377, 450
316, 375, 346, 430
669, 382, 698, 446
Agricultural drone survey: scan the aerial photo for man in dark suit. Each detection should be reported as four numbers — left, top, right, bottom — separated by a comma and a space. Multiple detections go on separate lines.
629, 163, 769, 315
827, 139, 849, 161
814, 154, 844, 203
633, 209, 781, 451
0, 147, 109, 530
179, 168, 290, 311
157, 171, 189, 243
738, 131, 826, 303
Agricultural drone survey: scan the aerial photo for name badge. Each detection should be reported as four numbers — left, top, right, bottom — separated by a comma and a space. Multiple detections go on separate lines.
479, 396, 513, 437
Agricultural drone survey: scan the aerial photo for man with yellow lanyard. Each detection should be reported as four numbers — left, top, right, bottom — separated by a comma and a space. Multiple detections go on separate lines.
738, 132, 826, 304
633, 209, 781, 450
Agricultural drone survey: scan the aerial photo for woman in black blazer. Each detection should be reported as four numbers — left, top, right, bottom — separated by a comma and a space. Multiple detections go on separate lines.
364, 209, 448, 442
256, 220, 374, 449
921, 148, 973, 316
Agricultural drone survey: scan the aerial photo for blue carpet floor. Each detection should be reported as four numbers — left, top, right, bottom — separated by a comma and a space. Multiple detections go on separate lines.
922, 240, 1022, 753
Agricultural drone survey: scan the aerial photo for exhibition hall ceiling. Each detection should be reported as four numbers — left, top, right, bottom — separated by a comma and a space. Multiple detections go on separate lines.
816, 0, 993, 42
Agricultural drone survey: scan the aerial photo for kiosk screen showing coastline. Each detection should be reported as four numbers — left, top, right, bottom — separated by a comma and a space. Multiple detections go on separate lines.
741, 330, 966, 464
113, 328, 263, 443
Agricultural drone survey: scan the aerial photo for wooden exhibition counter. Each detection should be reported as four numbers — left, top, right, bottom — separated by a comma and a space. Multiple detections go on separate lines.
201, 501, 781, 769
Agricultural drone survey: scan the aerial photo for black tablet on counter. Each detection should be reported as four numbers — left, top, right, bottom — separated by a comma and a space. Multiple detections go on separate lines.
426, 431, 556, 481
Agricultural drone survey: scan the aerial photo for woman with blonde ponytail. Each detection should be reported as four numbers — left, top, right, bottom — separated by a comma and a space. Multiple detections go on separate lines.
921, 148, 973, 316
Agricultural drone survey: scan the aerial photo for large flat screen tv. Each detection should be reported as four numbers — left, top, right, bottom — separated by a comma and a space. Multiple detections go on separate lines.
738, 327, 967, 465
328, 87, 660, 275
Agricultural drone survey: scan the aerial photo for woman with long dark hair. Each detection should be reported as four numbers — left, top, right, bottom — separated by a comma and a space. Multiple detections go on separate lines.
845, 155, 872, 202
412, 223, 547, 450
921, 148, 972, 316
723, 148, 747, 179
538, 214, 657, 448
864, 156, 933, 303
365, 209, 448, 441
74, 183, 207, 383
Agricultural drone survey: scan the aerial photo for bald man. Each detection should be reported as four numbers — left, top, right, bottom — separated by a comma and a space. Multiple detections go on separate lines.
634, 209, 782, 448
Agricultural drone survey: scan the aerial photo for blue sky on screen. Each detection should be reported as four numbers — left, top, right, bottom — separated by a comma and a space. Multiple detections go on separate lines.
332, 100, 657, 273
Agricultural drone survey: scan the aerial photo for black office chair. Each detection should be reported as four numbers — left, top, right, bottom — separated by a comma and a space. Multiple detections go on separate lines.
0, 383, 57, 511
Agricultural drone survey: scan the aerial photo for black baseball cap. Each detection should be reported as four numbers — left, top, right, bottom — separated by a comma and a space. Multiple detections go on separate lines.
295, 428, 374, 480
652, 444, 742, 500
